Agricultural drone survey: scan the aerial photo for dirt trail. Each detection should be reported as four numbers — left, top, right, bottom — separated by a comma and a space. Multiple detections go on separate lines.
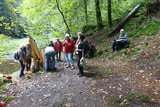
5, 61, 105, 107
4, 60, 160, 107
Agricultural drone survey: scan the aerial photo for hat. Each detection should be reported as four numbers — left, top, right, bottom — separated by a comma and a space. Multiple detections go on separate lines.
120, 29, 124, 32
65, 33, 70, 37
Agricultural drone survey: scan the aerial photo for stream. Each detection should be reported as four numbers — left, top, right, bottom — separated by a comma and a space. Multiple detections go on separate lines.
0, 55, 19, 74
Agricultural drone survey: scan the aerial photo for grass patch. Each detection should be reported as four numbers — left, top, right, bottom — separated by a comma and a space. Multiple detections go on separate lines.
0, 37, 29, 57
117, 49, 128, 55
138, 94, 152, 102
111, 98, 123, 104
125, 14, 160, 38
110, 93, 153, 106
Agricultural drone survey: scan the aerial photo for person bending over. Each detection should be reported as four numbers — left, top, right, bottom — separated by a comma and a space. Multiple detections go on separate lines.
45, 46, 56, 71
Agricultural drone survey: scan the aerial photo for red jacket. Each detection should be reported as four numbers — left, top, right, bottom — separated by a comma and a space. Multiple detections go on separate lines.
62, 39, 74, 53
54, 41, 62, 52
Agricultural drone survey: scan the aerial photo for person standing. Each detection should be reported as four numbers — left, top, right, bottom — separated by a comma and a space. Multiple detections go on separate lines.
76, 33, 86, 77
44, 46, 56, 71
18, 44, 26, 78
75, 32, 81, 49
48, 40, 54, 48
25, 42, 32, 71
62, 33, 74, 69
54, 37, 62, 61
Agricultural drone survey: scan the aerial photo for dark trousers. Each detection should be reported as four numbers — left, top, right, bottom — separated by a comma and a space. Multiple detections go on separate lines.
76, 55, 83, 75
56, 52, 61, 61
19, 60, 25, 77
25, 59, 31, 71
112, 40, 128, 51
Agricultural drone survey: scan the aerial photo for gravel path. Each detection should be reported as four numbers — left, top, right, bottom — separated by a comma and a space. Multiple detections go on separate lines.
5, 62, 104, 107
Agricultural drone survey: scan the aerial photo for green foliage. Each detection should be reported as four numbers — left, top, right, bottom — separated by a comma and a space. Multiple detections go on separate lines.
96, 50, 104, 56
138, 94, 152, 102
3, 96, 14, 103
26, 75, 31, 80
125, 93, 136, 102
110, 97, 123, 105
110, 93, 153, 106
125, 5, 160, 38
118, 49, 127, 55
17, 0, 149, 38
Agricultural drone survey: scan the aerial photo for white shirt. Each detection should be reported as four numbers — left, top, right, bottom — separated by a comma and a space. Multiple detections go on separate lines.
45, 46, 55, 54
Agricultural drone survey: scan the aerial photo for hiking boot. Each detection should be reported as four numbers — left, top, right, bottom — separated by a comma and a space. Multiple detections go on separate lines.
77, 73, 81, 75
79, 74, 84, 77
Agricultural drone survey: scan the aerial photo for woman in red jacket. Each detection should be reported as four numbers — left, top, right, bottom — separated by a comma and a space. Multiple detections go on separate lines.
62, 34, 74, 69
54, 37, 62, 61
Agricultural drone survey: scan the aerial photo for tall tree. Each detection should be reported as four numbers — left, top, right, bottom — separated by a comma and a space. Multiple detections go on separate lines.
56, 0, 71, 35
95, 0, 103, 30
84, 0, 88, 25
108, 0, 112, 28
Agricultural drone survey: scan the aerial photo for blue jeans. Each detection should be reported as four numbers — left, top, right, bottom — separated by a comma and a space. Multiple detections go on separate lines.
19, 60, 25, 77
45, 51, 55, 70
65, 53, 74, 67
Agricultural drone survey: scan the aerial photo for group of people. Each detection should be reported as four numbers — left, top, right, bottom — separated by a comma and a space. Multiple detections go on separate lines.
44, 32, 90, 77
17, 28, 128, 78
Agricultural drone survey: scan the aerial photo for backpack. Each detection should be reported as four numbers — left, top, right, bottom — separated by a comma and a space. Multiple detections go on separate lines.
83, 40, 90, 56
14, 52, 19, 60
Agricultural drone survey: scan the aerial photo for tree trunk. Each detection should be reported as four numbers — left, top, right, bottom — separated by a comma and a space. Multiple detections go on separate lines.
108, 3, 141, 37
29, 36, 44, 69
108, 0, 112, 28
56, 0, 71, 35
95, 0, 104, 30
84, 0, 88, 25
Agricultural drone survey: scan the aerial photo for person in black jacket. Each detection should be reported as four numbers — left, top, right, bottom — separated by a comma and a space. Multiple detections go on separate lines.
76, 33, 86, 77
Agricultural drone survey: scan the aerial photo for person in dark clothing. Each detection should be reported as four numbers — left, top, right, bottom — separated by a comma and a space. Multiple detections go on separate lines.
76, 33, 86, 77
18, 44, 26, 78
48, 40, 54, 48
112, 29, 129, 53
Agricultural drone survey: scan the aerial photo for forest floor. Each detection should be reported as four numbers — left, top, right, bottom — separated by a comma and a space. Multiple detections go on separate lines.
2, 29, 160, 107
